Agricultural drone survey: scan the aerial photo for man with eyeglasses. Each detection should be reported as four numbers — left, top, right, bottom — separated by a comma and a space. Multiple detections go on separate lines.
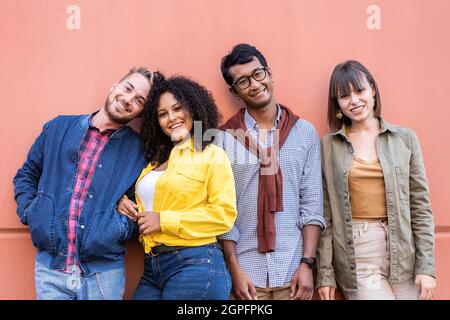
216, 43, 325, 300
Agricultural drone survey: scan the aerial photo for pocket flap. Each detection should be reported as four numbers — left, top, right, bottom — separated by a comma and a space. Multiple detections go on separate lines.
176, 169, 205, 183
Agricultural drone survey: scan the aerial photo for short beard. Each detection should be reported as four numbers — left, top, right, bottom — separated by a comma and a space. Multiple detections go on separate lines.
104, 98, 135, 125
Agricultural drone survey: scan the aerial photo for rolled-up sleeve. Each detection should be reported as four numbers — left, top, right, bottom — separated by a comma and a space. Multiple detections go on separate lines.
297, 124, 325, 232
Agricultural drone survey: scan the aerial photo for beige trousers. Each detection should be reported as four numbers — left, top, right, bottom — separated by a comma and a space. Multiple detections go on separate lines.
255, 283, 291, 300
230, 282, 291, 300
343, 219, 419, 300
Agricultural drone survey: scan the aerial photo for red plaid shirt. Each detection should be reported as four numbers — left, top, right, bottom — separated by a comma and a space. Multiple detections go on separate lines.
64, 122, 115, 273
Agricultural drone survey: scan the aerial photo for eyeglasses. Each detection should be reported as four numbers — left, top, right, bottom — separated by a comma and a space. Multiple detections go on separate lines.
231, 67, 269, 90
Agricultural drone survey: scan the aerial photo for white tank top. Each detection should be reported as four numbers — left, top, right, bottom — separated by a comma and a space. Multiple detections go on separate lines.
136, 170, 165, 211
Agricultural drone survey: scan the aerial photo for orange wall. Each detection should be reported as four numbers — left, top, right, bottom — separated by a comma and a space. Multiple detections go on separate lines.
1, 0, 449, 299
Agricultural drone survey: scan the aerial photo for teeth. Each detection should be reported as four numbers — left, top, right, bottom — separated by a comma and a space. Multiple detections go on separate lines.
117, 100, 126, 111
170, 123, 183, 129
254, 89, 265, 97
351, 105, 364, 112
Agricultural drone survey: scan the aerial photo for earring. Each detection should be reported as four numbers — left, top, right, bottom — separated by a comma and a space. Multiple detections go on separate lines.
336, 111, 343, 119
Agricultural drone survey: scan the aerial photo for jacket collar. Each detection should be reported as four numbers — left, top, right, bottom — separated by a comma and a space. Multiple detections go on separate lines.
379, 118, 400, 134
331, 117, 399, 139
78, 113, 132, 140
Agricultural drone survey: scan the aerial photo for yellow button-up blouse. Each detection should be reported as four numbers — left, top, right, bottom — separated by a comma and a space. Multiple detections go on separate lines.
135, 138, 237, 254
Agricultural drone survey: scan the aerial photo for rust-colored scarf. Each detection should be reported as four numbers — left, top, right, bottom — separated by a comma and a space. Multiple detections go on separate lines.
220, 105, 299, 253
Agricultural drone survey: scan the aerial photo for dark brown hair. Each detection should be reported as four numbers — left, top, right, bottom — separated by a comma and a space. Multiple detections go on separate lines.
141, 74, 221, 164
327, 60, 381, 131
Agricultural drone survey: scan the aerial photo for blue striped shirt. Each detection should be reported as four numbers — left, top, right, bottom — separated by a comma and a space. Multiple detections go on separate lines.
216, 107, 325, 288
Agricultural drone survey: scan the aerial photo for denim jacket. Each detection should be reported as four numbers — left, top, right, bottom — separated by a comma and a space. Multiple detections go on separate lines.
13, 115, 147, 275
317, 118, 435, 291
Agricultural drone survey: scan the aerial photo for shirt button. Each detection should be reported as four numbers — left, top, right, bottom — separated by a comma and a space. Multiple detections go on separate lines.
346, 217, 351, 222
343, 170, 348, 176
98, 164, 103, 169
350, 265, 356, 270
88, 194, 93, 199
344, 191, 348, 198
347, 240, 352, 245
80, 225, 85, 229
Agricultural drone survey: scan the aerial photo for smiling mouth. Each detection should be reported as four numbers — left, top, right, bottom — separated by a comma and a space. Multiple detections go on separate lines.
350, 105, 364, 112
117, 100, 129, 112
252, 88, 266, 97
169, 123, 184, 129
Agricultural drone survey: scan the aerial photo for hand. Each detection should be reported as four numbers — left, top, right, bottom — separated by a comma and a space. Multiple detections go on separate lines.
231, 267, 258, 300
290, 264, 314, 300
137, 211, 161, 235
117, 197, 139, 221
318, 286, 336, 300
415, 274, 436, 300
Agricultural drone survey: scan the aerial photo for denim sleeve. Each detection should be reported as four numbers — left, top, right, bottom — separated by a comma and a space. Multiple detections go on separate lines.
298, 124, 325, 232
13, 121, 51, 225
119, 185, 140, 240
119, 212, 139, 241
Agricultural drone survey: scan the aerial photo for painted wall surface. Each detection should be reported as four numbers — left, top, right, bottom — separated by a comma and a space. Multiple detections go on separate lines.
1, 0, 449, 299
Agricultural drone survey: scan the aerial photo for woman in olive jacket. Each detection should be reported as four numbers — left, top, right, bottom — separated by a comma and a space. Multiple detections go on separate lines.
316, 60, 435, 300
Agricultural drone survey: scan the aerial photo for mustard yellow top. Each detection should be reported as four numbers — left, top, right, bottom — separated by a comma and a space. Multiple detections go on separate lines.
135, 138, 237, 254
348, 156, 387, 219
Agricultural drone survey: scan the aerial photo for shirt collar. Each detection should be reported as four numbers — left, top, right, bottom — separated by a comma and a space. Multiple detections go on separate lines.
88, 111, 117, 134
331, 117, 399, 139
173, 137, 195, 151
244, 105, 282, 131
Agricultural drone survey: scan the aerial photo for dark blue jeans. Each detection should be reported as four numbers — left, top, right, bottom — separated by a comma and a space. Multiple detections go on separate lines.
133, 243, 231, 300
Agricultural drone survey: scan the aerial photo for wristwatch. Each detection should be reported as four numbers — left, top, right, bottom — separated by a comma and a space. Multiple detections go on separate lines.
300, 257, 317, 270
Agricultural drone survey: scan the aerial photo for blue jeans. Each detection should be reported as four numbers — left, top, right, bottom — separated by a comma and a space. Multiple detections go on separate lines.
133, 243, 231, 300
35, 260, 125, 300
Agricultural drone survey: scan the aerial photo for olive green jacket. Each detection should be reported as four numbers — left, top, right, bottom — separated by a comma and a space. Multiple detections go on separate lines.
316, 118, 435, 291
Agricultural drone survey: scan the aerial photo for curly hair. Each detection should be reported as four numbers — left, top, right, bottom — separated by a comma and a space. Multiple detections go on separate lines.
141, 74, 222, 164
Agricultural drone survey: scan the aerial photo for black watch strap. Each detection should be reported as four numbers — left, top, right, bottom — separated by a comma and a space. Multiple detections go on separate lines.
300, 257, 317, 270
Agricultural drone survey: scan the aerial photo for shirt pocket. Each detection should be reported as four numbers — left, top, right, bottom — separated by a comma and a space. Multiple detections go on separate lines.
175, 166, 206, 187
395, 166, 410, 201
170, 166, 207, 203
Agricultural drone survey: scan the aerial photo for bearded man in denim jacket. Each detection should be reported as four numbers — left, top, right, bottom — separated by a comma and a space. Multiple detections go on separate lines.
13, 67, 153, 300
